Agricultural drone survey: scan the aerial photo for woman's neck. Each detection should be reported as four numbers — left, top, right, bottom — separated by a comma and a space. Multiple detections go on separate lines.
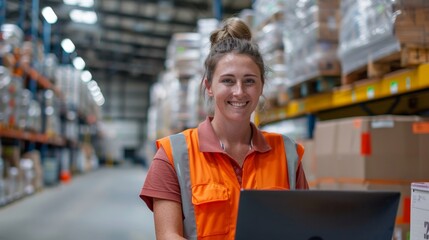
210, 117, 252, 147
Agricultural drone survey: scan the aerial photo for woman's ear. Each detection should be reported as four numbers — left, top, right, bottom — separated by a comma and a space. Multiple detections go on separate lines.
204, 78, 213, 96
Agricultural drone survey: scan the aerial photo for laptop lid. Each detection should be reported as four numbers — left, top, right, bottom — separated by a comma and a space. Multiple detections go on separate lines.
235, 190, 400, 240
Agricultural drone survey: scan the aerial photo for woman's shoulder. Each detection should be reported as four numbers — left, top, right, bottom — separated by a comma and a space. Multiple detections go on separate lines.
260, 131, 297, 144
260, 130, 284, 138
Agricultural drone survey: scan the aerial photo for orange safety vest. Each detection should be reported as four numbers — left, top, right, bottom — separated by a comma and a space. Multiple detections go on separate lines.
157, 128, 303, 240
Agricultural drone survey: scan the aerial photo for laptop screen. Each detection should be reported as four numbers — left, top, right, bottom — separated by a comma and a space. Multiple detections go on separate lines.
235, 190, 400, 240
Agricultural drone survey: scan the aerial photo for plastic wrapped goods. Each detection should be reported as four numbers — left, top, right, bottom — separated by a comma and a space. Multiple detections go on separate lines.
166, 33, 201, 76
0, 66, 12, 125
20, 158, 35, 195
252, 0, 286, 29
27, 100, 42, 132
5, 75, 24, 128
16, 89, 32, 130
282, 0, 341, 85
198, 18, 219, 66
39, 89, 61, 137
338, 0, 429, 75
0, 24, 24, 54
42, 53, 59, 81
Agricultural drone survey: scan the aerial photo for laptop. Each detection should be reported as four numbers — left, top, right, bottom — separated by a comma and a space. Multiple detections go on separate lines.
235, 190, 400, 240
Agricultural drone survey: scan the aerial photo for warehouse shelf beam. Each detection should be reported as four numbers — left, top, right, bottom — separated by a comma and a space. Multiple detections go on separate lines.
0, 125, 66, 146
384, 96, 401, 115
256, 63, 429, 126
358, 102, 376, 116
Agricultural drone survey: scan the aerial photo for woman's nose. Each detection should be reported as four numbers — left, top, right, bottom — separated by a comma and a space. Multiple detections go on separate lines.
233, 83, 244, 95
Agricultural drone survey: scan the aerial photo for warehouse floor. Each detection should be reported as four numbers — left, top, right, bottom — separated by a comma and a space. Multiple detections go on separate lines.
0, 163, 156, 240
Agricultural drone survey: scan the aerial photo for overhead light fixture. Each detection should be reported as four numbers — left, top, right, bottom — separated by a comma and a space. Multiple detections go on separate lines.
61, 38, 75, 53
81, 70, 92, 82
95, 96, 105, 106
73, 57, 85, 70
70, 9, 97, 24
42, 7, 58, 24
63, 0, 94, 7
87, 80, 98, 91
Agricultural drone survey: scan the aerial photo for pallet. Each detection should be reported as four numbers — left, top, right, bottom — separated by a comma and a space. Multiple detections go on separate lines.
342, 44, 429, 85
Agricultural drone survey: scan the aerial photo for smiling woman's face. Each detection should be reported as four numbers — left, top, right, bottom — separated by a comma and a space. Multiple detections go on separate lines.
205, 53, 263, 122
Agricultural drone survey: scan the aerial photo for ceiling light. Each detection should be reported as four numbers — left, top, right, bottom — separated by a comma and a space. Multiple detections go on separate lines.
64, 0, 94, 7
95, 96, 105, 106
81, 70, 92, 82
73, 57, 85, 70
61, 38, 75, 53
42, 7, 58, 24
87, 80, 98, 91
70, 9, 97, 24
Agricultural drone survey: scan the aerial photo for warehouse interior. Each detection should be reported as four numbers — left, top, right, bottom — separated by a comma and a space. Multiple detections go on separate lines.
1, 0, 429, 239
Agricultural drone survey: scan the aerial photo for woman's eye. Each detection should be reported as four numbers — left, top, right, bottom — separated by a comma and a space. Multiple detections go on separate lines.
244, 79, 256, 85
222, 79, 234, 84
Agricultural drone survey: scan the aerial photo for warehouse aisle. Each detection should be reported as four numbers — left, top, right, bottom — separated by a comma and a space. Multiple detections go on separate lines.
0, 163, 156, 240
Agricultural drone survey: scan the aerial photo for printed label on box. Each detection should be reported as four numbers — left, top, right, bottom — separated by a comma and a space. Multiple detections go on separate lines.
410, 183, 429, 240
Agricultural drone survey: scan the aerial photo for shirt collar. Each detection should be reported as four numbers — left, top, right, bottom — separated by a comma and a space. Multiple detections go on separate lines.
197, 117, 271, 153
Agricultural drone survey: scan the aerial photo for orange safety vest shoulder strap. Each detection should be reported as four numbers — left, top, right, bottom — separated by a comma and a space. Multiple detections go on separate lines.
282, 134, 299, 190
170, 132, 197, 239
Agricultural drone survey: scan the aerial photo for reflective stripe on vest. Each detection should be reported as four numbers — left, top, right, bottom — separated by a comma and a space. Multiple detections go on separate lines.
170, 133, 197, 239
169, 133, 299, 238
282, 135, 298, 190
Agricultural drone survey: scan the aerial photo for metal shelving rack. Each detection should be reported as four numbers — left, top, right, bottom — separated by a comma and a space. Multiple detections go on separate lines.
255, 63, 429, 126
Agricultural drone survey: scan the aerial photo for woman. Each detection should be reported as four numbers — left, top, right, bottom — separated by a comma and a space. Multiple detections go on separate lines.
140, 17, 309, 240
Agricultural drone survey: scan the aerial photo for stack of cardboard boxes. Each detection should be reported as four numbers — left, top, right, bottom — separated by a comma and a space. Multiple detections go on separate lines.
394, 3, 429, 46
304, 115, 429, 239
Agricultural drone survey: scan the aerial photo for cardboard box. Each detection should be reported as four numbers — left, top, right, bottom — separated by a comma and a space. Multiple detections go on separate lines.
415, 8, 429, 25
314, 116, 425, 181
299, 139, 317, 186
313, 119, 339, 179
343, 116, 422, 181
410, 182, 429, 240
316, 0, 340, 10
395, 0, 429, 9
416, 121, 429, 180
395, 26, 426, 44
395, 9, 416, 26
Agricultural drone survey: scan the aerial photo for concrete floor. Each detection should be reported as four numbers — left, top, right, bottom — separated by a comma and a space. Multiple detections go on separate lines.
0, 163, 156, 240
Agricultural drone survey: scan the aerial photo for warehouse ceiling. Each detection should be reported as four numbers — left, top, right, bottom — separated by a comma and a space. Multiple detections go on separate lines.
6, 0, 252, 82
